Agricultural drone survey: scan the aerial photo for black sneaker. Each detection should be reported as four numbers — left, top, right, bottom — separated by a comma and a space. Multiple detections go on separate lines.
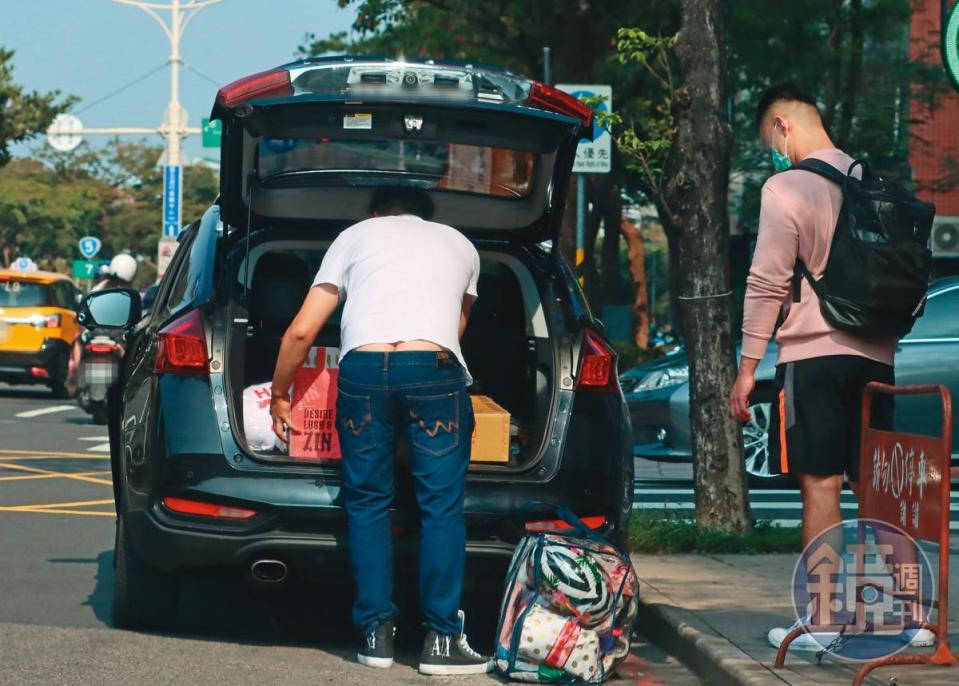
358, 619, 395, 669
419, 610, 493, 676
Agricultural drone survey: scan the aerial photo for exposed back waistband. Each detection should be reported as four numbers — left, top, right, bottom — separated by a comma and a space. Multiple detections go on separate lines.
340, 350, 456, 366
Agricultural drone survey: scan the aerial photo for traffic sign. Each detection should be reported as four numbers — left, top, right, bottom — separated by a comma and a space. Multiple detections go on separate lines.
47, 113, 84, 152
163, 165, 182, 238
556, 84, 612, 173
78, 236, 102, 259
944, 2, 959, 91
73, 260, 108, 280
202, 118, 222, 148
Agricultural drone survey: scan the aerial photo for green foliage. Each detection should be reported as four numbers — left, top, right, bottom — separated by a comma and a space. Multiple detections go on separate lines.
629, 514, 803, 554
0, 140, 217, 270
0, 48, 77, 167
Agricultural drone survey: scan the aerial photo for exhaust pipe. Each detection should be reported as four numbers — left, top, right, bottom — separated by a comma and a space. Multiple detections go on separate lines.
250, 558, 288, 583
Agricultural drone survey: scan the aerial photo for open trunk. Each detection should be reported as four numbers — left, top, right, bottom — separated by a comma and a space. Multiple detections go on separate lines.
224, 234, 556, 471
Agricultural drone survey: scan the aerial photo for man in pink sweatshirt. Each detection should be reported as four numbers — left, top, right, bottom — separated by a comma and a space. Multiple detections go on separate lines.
727, 83, 931, 651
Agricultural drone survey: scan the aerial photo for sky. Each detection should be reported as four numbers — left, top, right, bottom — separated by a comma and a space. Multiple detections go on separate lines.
1, 0, 359, 162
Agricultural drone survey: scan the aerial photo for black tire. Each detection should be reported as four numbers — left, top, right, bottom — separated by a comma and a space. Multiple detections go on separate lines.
112, 516, 179, 632
92, 406, 108, 425
744, 386, 797, 489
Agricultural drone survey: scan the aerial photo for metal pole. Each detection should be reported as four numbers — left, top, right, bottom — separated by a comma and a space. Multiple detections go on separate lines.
543, 46, 552, 85
168, 0, 181, 168
576, 174, 586, 286
111, 0, 223, 238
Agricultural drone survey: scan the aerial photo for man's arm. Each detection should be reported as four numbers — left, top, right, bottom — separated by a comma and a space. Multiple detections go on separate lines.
459, 294, 476, 340
270, 284, 340, 441
729, 183, 799, 420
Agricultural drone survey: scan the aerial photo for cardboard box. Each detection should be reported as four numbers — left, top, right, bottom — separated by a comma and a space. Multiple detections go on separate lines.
290, 347, 341, 460
470, 395, 510, 463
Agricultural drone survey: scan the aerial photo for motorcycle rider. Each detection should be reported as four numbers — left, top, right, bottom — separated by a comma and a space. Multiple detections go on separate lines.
69, 254, 139, 393
92, 254, 138, 291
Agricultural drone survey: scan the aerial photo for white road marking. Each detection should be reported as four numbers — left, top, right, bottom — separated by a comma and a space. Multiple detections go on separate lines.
14, 405, 76, 419
87, 443, 111, 453
78, 437, 109, 442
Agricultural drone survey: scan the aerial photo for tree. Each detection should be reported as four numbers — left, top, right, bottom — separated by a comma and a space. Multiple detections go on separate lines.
1, 140, 217, 273
0, 48, 76, 167
298, 0, 680, 317
606, 8, 751, 531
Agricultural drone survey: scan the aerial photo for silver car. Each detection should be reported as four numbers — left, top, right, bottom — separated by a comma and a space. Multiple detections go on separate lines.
624, 276, 959, 487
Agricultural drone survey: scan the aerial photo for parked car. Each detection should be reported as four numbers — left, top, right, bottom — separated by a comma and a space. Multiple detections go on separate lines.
624, 276, 959, 488
81, 57, 635, 632
0, 269, 82, 396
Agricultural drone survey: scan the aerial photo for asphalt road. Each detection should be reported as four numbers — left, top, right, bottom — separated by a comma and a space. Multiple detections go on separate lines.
0, 384, 701, 686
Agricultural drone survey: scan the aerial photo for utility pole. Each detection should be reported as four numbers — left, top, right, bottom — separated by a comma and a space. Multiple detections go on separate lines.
47, 0, 223, 243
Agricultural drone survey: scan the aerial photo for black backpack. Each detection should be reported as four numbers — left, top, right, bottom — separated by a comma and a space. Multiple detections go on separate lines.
790, 158, 935, 339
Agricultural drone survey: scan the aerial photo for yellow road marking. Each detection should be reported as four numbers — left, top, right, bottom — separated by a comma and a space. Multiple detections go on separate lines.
0, 470, 111, 482
0, 461, 113, 486
0, 507, 115, 517
0, 455, 109, 461
0, 449, 103, 459
1, 498, 115, 510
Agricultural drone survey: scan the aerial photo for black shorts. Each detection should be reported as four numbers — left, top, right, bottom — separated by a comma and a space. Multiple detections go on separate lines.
768, 355, 894, 481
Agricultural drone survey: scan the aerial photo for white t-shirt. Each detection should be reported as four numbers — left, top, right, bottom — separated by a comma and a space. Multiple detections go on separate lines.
313, 214, 480, 381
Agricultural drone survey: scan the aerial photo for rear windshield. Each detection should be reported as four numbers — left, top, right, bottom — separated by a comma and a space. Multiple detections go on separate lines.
0, 280, 49, 307
257, 138, 536, 199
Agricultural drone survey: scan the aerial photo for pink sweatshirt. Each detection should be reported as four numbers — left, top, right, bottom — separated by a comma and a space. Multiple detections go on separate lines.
741, 148, 897, 365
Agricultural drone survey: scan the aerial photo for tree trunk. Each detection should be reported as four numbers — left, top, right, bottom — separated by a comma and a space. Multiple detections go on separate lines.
836, 0, 863, 148
619, 217, 649, 350
666, 0, 751, 533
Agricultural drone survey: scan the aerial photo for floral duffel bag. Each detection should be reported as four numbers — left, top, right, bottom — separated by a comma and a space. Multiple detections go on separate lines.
494, 507, 639, 683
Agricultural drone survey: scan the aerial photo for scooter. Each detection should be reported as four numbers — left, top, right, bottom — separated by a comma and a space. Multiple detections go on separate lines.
74, 329, 124, 425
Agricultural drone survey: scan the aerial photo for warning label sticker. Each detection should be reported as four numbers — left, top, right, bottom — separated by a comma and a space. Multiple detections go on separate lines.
343, 113, 373, 129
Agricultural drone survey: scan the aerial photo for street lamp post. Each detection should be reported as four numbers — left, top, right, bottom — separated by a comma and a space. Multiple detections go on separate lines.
111, 0, 223, 238
48, 0, 222, 243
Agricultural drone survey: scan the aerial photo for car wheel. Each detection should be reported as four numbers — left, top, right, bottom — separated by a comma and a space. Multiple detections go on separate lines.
743, 388, 796, 489
112, 516, 179, 632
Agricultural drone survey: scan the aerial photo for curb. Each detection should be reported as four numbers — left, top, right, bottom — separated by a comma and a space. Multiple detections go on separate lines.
636, 584, 783, 686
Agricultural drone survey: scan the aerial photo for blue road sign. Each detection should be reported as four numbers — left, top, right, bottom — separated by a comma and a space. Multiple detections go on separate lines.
14, 257, 31, 271
163, 165, 182, 238
78, 236, 102, 259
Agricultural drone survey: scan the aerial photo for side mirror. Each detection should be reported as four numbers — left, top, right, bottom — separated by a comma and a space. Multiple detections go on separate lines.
78, 288, 142, 330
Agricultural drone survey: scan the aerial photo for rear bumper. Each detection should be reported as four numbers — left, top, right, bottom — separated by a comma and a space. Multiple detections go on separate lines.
0, 339, 69, 383
126, 505, 546, 575
123, 461, 628, 574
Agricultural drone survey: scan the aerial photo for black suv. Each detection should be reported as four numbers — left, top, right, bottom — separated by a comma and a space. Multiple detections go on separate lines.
82, 57, 633, 631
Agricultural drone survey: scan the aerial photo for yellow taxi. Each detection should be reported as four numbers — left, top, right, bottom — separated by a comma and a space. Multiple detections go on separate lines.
0, 269, 83, 396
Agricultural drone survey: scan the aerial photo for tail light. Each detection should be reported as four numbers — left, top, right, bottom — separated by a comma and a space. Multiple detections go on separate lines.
216, 67, 292, 108
29, 367, 49, 378
85, 342, 117, 354
528, 82, 594, 128
525, 515, 607, 532
154, 309, 208, 375
576, 329, 618, 393
162, 496, 256, 520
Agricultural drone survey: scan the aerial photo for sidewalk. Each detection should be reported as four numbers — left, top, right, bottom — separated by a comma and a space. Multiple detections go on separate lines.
632, 552, 959, 686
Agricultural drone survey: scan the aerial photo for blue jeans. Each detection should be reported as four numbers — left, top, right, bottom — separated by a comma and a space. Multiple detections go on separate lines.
335, 350, 474, 636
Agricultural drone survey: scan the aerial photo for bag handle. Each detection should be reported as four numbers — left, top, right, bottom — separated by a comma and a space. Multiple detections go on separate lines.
518, 500, 608, 542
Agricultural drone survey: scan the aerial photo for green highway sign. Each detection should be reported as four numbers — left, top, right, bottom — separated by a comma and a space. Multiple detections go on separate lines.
944, 2, 959, 91
202, 118, 222, 148
72, 259, 108, 280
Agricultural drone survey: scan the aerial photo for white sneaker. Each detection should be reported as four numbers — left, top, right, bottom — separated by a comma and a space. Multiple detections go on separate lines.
767, 616, 841, 652
902, 628, 936, 647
